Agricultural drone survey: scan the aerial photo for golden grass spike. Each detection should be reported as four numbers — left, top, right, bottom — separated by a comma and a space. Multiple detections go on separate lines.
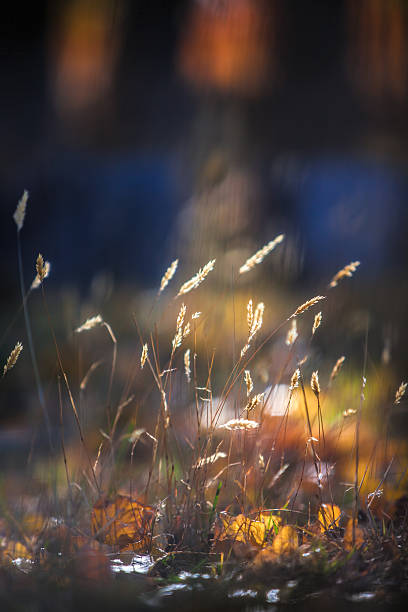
245, 393, 264, 413
172, 303, 187, 349
3, 341, 23, 377
75, 314, 103, 333
395, 381, 407, 405
290, 295, 325, 318
36, 253, 47, 283
247, 299, 253, 334
13, 190, 28, 231
311, 370, 320, 396
290, 368, 300, 390
249, 302, 264, 342
31, 261, 51, 289
244, 370, 253, 397
194, 451, 226, 469
192, 312, 201, 319
219, 418, 260, 431
159, 259, 178, 294
140, 343, 148, 369
239, 234, 284, 274
329, 261, 360, 288
286, 319, 298, 346
177, 259, 216, 296
312, 311, 322, 335
330, 356, 345, 381
184, 348, 191, 382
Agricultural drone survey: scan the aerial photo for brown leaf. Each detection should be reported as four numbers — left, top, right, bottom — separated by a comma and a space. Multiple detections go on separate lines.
344, 518, 365, 551
91, 494, 155, 552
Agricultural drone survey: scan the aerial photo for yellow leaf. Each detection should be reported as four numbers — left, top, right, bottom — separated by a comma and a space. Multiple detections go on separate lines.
220, 514, 266, 547
271, 525, 298, 555
344, 518, 365, 551
318, 503, 341, 532
91, 494, 155, 551
0, 540, 32, 562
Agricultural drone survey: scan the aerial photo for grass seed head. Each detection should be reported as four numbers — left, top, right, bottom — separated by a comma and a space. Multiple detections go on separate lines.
395, 381, 407, 405
177, 259, 216, 296
312, 311, 322, 335
329, 261, 360, 288
36, 253, 47, 283
286, 319, 298, 346
220, 418, 260, 431
291, 295, 325, 318
239, 234, 284, 274
75, 314, 103, 333
330, 356, 346, 381
311, 370, 320, 396
184, 348, 191, 382
3, 341, 23, 377
244, 370, 253, 397
13, 190, 28, 231
159, 259, 178, 294
290, 368, 300, 390
31, 261, 51, 289
140, 343, 148, 369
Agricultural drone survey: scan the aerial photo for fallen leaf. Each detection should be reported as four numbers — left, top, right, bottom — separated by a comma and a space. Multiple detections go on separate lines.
91, 494, 155, 552
219, 514, 266, 547
344, 518, 365, 551
271, 525, 298, 555
318, 503, 341, 532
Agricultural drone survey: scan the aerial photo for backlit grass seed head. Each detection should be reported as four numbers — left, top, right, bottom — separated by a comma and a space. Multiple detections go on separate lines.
290, 368, 300, 390
177, 259, 216, 296
140, 343, 148, 369
395, 381, 407, 405
244, 370, 253, 397
159, 259, 178, 294
184, 348, 191, 382
330, 356, 345, 381
3, 341, 23, 377
75, 314, 103, 333
329, 261, 360, 288
249, 302, 264, 341
239, 233, 284, 274
192, 312, 201, 319
291, 296, 325, 318
220, 418, 260, 431
311, 371, 320, 396
245, 393, 264, 413
286, 319, 298, 346
343, 408, 357, 417
31, 261, 51, 289
247, 299, 253, 333
13, 190, 28, 231
183, 322, 191, 339
194, 451, 226, 469
172, 303, 187, 349
36, 253, 47, 283
312, 312, 322, 335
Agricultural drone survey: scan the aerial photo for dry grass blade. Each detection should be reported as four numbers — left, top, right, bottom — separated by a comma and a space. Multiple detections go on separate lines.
239, 233, 284, 274
75, 315, 103, 333
312, 312, 322, 335
159, 259, 178, 294
330, 356, 345, 381
177, 259, 216, 296
3, 341, 23, 377
394, 381, 407, 405
329, 261, 360, 288
290, 295, 325, 318
140, 343, 148, 369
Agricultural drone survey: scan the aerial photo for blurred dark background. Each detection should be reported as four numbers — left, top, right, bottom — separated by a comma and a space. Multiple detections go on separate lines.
1, 0, 408, 434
